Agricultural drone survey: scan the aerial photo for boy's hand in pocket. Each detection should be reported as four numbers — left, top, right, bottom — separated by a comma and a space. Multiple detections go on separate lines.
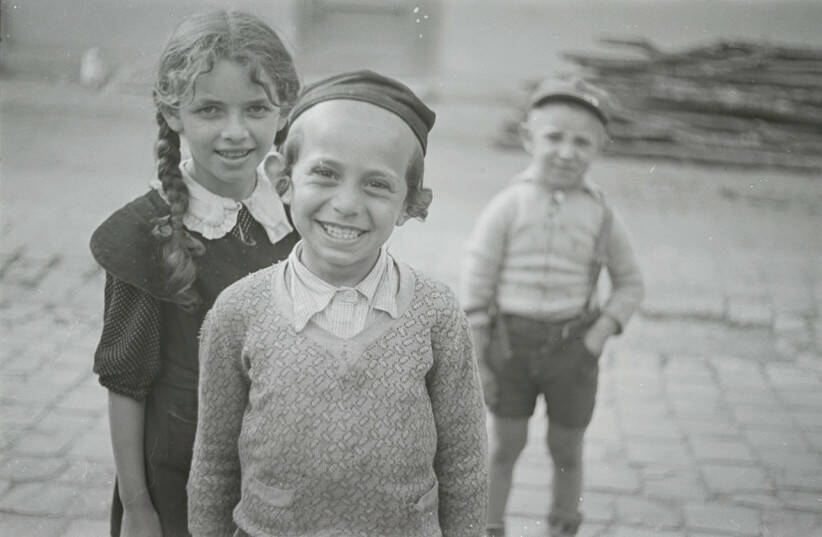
582, 315, 619, 356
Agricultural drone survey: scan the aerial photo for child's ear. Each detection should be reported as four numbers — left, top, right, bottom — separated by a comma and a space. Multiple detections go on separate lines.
263, 151, 285, 182
160, 107, 183, 134
518, 122, 533, 154
264, 152, 292, 202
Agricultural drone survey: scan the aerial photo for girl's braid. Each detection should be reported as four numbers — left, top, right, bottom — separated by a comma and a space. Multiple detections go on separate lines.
151, 109, 204, 310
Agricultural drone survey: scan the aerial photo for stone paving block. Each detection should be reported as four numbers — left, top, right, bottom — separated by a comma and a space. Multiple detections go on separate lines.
0, 402, 45, 429
56, 459, 114, 487
755, 447, 822, 475
641, 291, 725, 321
0, 353, 48, 377
64, 484, 110, 517
643, 468, 707, 501
0, 455, 67, 481
727, 295, 773, 327
68, 416, 113, 461
689, 437, 756, 464
760, 510, 822, 537
604, 526, 686, 537
621, 419, 682, 441
766, 363, 822, 391
678, 418, 741, 439
502, 516, 548, 537
777, 490, 822, 512
669, 397, 727, 420
585, 461, 641, 494
585, 420, 621, 444
699, 463, 772, 494
579, 491, 616, 524
613, 496, 683, 529
0, 377, 70, 406
11, 428, 78, 457
25, 364, 87, 389
744, 428, 808, 451
57, 381, 107, 415
722, 384, 781, 406
727, 493, 783, 510
732, 405, 794, 430
791, 410, 822, 431
779, 390, 822, 409
0, 481, 79, 516
625, 440, 691, 466
0, 514, 67, 537
806, 432, 822, 451
507, 485, 549, 518
513, 459, 552, 488
770, 470, 822, 493
683, 503, 761, 536
60, 518, 110, 537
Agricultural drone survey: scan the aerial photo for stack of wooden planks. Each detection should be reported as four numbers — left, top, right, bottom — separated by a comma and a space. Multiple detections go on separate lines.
496, 39, 822, 173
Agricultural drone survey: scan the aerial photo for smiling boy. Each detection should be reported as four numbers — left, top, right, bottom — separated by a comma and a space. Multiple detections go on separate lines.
188, 71, 487, 537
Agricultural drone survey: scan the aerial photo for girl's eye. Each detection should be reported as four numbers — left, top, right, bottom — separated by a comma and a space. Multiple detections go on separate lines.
248, 104, 273, 115
196, 105, 221, 117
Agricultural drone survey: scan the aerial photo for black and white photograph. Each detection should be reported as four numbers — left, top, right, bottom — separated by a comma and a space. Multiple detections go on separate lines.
1, 1, 821, 536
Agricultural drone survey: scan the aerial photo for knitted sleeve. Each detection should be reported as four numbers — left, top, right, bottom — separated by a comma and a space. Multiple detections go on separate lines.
427, 285, 488, 536
459, 187, 516, 327
601, 208, 645, 332
188, 285, 250, 537
92, 273, 161, 400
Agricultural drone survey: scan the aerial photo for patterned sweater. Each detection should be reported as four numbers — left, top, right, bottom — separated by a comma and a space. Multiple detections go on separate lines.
188, 260, 488, 537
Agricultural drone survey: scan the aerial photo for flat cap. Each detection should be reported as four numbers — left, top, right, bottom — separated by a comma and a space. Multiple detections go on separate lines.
276, 69, 436, 153
529, 76, 613, 125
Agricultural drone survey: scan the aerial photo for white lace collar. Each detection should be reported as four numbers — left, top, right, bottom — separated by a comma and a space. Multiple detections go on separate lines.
150, 159, 293, 243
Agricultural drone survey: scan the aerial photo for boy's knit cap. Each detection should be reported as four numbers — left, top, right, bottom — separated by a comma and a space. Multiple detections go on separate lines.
529, 76, 613, 125
276, 69, 436, 153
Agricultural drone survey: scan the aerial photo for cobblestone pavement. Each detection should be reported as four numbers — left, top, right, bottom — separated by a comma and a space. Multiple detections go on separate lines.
2, 79, 822, 536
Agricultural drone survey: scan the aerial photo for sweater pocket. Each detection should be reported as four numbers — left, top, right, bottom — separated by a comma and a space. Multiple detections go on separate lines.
413, 480, 439, 513
248, 477, 296, 508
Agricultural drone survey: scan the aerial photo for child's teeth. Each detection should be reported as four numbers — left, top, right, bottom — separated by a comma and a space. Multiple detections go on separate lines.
323, 223, 361, 239
220, 150, 249, 158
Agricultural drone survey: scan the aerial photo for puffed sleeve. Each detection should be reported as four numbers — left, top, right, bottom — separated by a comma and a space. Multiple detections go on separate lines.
92, 273, 162, 400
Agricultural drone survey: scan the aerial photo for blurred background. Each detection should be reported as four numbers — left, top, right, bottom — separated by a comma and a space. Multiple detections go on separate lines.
2, 1, 822, 536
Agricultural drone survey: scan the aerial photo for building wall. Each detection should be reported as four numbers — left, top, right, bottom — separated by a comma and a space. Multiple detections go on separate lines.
3, 0, 821, 94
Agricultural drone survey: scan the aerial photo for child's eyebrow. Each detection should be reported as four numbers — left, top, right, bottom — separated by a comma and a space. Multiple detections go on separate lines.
190, 97, 224, 106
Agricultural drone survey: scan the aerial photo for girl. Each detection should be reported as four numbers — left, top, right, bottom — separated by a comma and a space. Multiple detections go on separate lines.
89, 10, 299, 537
188, 70, 488, 537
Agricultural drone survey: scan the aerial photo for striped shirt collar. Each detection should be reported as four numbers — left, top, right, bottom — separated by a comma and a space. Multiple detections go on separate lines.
150, 158, 293, 243
287, 241, 399, 332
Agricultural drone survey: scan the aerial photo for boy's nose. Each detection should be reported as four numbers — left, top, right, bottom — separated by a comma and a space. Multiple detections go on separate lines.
221, 113, 250, 141
556, 142, 576, 159
331, 183, 362, 216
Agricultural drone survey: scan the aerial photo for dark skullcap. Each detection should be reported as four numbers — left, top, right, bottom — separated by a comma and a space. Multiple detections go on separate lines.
275, 70, 436, 153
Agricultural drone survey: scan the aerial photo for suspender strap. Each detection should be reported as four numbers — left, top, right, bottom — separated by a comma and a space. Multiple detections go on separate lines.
584, 202, 613, 312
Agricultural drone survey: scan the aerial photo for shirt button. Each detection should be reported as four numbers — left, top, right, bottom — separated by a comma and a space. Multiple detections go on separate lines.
553, 190, 565, 204
339, 289, 358, 303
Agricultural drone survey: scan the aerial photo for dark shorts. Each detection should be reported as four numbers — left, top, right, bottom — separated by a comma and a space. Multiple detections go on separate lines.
488, 314, 600, 428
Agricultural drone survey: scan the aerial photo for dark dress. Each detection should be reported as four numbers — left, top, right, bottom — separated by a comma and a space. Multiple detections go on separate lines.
90, 190, 298, 537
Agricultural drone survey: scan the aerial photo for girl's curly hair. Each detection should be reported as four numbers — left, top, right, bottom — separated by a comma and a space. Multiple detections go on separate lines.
150, 10, 300, 310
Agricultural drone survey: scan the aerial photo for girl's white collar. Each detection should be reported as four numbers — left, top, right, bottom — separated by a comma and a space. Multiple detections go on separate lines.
150, 159, 293, 243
